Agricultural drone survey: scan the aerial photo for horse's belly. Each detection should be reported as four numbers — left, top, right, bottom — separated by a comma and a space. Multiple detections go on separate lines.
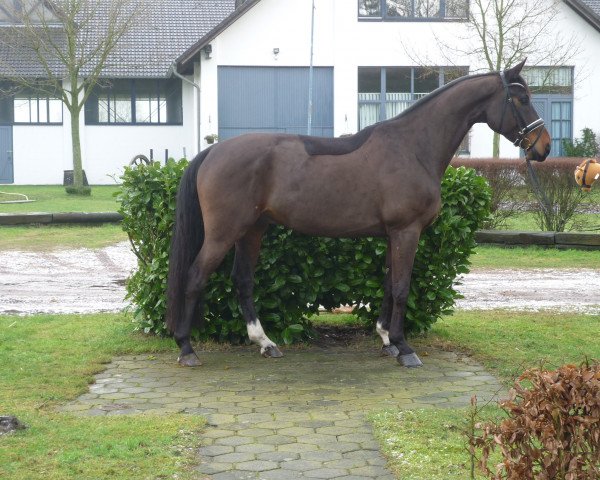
264, 202, 385, 238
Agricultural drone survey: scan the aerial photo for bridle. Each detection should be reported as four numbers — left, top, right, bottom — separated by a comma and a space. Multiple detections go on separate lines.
498, 72, 545, 152
575, 158, 599, 190
499, 72, 552, 215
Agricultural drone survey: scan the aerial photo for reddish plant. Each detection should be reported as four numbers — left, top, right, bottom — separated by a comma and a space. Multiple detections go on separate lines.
475, 361, 600, 479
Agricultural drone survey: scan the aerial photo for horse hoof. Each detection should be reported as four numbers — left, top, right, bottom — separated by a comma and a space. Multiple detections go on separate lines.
398, 352, 423, 368
381, 344, 400, 357
178, 352, 202, 367
262, 345, 284, 358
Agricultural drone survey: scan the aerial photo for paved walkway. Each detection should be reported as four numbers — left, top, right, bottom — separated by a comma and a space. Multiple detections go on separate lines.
63, 344, 503, 479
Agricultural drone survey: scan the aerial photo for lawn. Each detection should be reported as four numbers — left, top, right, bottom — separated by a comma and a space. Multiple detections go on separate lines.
0, 224, 127, 250
367, 310, 600, 479
0, 185, 120, 213
0, 313, 205, 480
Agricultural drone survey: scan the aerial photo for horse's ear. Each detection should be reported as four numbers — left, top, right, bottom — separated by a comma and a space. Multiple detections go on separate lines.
504, 59, 527, 81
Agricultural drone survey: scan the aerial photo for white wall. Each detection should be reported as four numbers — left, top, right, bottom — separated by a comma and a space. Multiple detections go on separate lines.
12, 80, 196, 185
12, 125, 64, 184
199, 0, 600, 158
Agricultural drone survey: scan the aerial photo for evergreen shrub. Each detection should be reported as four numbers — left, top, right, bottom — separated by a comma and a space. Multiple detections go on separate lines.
117, 159, 490, 343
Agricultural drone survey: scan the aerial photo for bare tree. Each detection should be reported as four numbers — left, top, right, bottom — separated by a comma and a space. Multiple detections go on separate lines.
459, 0, 578, 156
0, 0, 145, 194
401, 0, 579, 157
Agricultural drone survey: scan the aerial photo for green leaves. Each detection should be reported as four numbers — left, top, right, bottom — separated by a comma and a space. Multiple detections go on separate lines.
119, 163, 490, 343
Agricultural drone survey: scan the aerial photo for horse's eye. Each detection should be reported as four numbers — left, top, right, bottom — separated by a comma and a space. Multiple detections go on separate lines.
520, 96, 530, 105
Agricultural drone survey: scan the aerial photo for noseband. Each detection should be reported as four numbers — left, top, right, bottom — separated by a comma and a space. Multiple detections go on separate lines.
498, 72, 545, 152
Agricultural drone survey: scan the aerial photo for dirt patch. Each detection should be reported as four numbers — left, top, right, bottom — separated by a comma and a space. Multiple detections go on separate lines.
1, 242, 598, 315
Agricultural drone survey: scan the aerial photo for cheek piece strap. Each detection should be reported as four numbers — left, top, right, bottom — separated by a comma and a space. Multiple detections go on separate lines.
499, 72, 545, 151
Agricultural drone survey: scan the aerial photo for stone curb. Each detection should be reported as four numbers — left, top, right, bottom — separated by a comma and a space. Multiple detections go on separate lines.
475, 229, 600, 250
1, 213, 598, 250
0, 212, 123, 225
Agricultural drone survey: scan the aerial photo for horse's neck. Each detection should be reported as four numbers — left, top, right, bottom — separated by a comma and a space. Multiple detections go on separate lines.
387, 75, 496, 180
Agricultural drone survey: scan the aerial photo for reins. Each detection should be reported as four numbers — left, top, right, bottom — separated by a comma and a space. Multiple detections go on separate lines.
498, 72, 553, 216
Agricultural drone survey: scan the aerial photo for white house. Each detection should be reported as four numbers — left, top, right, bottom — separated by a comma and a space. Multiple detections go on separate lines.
1, 0, 599, 185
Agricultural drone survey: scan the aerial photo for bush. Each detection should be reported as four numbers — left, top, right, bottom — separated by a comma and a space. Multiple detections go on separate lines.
117, 160, 490, 343
563, 128, 599, 157
520, 158, 594, 232
475, 361, 600, 479
452, 158, 526, 229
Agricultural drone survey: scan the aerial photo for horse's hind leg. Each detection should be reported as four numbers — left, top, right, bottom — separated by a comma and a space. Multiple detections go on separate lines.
176, 240, 233, 366
232, 223, 283, 358
376, 242, 399, 357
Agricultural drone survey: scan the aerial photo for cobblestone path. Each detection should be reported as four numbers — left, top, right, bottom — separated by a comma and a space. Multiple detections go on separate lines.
64, 345, 503, 479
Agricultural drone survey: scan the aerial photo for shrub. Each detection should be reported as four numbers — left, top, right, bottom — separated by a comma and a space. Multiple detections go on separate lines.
519, 158, 595, 232
563, 128, 599, 157
117, 160, 490, 342
475, 361, 600, 479
452, 158, 526, 229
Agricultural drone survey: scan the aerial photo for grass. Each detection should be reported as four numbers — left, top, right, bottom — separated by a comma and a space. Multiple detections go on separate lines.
426, 310, 600, 381
362, 310, 600, 479
0, 224, 128, 250
0, 185, 120, 213
0, 313, 205, 480
470, 244, 600, 269
503, 211, 600, 232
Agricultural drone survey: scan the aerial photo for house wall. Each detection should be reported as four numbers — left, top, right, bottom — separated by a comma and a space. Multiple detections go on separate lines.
12, 125, 64, 184
554, 1, 600, 137
199, 0, 600, 158
11, 80, 196, 185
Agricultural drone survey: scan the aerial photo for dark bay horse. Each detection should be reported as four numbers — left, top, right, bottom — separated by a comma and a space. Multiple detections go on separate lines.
166, 60, 551, 368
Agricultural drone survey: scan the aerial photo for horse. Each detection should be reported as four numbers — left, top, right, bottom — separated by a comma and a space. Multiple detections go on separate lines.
166, 60, 551, 368
575, 158, 600, 191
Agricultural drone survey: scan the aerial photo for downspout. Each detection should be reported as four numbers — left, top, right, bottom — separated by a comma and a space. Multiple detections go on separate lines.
169, 62, 202, 155
307, 0, 315, 135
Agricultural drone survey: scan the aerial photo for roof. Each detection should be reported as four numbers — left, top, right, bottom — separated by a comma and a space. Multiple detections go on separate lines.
102, 0, 238, 77
0, 0, 238, 79
565, 0, 600, 32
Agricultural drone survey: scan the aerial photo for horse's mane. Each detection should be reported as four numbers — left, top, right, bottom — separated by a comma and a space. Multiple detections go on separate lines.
392, 71, 494, 119
300, 71, 500, 157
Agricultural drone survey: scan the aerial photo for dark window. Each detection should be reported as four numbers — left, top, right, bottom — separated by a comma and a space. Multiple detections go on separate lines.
85, 78, 182, 125
358, 66, 469, 152
358, 0, 468, 20
0, 95, 13, 124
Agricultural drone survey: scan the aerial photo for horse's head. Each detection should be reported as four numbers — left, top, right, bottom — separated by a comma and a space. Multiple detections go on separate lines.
575, 158, 600, 191
486, 60, 551, 162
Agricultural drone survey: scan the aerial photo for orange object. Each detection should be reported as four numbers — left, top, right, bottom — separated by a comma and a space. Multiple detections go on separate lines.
574, 158, 600, 191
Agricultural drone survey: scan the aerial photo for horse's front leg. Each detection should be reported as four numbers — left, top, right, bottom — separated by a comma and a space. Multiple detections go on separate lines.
387, 227, 423, 367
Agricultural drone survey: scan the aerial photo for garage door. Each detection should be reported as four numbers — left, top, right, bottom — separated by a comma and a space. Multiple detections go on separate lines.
218, 66, 334, 140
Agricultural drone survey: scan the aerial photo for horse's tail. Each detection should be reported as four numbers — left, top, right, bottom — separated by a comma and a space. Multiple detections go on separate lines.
166, 148, 211, 333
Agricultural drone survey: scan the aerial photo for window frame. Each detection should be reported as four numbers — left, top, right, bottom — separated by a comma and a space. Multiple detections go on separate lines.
85, 78, 183, 126
358, 0, 469, 22
12, 91, 63, 125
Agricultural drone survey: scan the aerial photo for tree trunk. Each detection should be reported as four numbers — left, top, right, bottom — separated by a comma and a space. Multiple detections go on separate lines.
70, 106, 84, 189
492, 132, 500, 158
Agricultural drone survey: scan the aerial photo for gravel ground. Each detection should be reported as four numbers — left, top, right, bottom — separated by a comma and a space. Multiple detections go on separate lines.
0, 242, 599, 315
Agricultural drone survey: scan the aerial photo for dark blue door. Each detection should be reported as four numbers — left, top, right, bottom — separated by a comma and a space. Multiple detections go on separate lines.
0, 126, 13, 184
531, 95, 572, 157
218, 66, 334, 140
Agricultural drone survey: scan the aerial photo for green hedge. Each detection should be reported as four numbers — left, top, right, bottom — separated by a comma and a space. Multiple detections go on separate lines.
117, 160, 490, 344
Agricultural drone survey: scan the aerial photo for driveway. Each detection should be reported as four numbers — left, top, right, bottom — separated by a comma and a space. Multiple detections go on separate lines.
1, 242, 599, 315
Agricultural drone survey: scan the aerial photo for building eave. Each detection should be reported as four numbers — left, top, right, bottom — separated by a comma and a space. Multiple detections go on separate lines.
176, 0, 262, 72
564, 0, 600, 33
